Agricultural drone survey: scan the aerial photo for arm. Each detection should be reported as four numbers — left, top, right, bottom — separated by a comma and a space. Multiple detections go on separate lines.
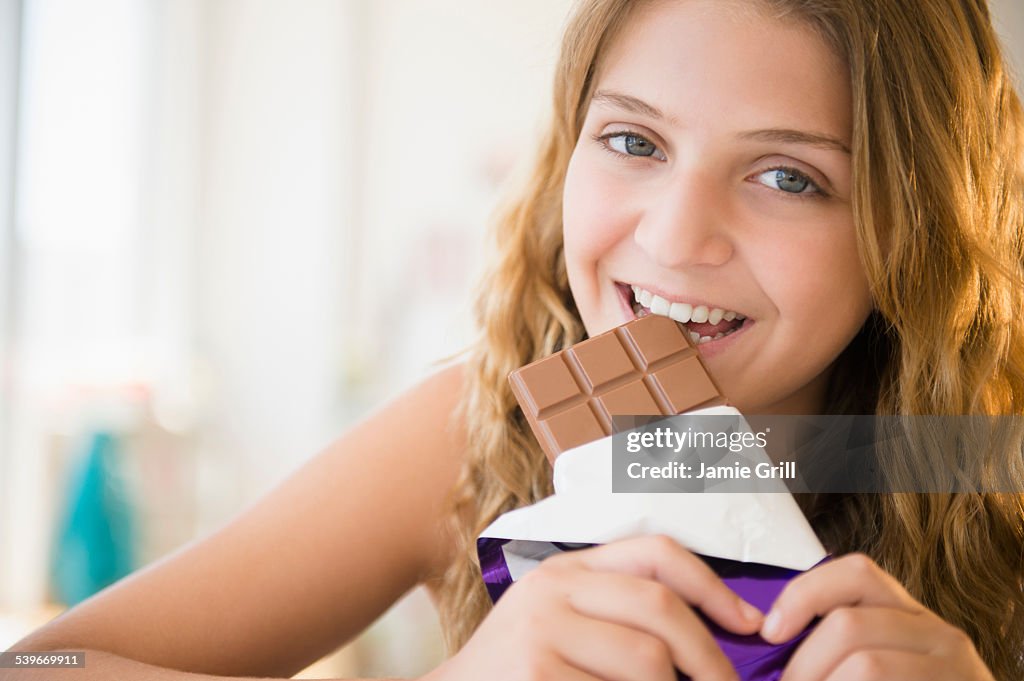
7, 363, 468, 679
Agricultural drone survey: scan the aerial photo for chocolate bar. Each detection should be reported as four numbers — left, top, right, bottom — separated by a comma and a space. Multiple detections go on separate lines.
510, 315, 727, 462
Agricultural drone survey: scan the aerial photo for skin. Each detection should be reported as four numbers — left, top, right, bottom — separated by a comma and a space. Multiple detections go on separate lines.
10, 3, 997, 681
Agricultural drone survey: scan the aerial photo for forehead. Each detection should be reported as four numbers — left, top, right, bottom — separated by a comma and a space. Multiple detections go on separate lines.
592, 0, 850, 141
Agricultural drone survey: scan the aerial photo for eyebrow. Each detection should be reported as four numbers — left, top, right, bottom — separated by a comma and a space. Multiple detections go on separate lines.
592, 90, 681, 126
738, 129, 851, 155
591, 89, 851, 155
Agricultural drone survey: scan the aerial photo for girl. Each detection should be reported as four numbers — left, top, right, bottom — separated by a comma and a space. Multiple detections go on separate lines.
13, 1, 1024, 680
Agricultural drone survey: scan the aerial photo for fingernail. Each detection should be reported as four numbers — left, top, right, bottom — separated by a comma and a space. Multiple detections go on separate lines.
739, 599, 763, 622
762, 609, 783, 641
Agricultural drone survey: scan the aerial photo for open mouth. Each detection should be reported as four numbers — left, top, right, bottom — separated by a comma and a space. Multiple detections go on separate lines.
618, 282, 751, 345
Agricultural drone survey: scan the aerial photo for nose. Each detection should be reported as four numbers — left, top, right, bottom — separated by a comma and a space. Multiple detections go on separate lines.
633, 171, 734, 269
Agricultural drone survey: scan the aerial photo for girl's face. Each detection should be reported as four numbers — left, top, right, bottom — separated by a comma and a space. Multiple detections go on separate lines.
562, 0, 873, 414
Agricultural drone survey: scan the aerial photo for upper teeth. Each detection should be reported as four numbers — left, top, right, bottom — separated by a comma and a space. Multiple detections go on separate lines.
631, 285, 746, 324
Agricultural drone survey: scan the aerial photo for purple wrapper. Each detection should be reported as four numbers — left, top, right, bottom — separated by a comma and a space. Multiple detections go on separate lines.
477, 537, 827, 681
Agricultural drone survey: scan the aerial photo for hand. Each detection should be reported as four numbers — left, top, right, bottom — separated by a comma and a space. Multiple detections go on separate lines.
760, 553, 996, 681
427, 534, 765, 681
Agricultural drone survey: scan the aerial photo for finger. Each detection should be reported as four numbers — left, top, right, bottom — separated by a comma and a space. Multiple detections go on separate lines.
552, 535, 763, 634
763, 553, 924, 643
555, 609, 710, 681
823, 649, 942, 681
781, 607, 949, 681
563, 570, 740, 681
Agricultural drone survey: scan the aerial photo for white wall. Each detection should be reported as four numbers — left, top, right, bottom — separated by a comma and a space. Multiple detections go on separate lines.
352, 0, 574, 400
992, 0, 1024, 87
187, 0, 577, 506
191, 0, 357, 507
0, 0, 20, 618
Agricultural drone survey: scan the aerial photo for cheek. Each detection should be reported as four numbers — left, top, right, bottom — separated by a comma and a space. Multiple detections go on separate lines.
762, 221, 872, 335
563, 151, 635, 266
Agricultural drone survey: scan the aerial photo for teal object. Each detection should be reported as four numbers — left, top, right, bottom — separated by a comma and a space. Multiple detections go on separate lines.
50, 430, 137, 606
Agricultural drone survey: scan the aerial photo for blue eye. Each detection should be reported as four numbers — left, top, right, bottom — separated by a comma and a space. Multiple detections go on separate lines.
592, 131, 667, 161
612, 133, 657, 157
756, 167, 822, 196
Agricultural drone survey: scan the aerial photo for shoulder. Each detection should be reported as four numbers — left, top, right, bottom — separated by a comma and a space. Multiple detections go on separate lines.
385, 361, 468, 436
340, 361, 470, 577
357, 361, 469, 469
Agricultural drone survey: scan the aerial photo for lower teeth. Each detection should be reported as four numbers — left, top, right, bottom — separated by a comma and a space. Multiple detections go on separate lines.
694, 327, 739, 344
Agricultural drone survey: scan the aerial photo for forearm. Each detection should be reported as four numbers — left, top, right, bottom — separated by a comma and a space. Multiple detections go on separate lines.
1, 649, 407, 681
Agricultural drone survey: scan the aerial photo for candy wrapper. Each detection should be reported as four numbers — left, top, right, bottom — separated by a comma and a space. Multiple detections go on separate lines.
476, 416, 829, 681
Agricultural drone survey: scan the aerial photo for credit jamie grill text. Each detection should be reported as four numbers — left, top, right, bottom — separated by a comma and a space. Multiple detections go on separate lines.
624, 456, 796, 481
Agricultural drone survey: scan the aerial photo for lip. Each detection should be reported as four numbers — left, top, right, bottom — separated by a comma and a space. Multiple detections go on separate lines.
616, 282, 639, 321
614, 282, 754, 359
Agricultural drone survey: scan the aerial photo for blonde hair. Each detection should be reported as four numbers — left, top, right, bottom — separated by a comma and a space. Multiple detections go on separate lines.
438, 1, 1024, 678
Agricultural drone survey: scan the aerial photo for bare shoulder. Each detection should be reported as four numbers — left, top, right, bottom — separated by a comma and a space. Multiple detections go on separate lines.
338, 361, 470, 578
301, 360, 470, 578
13, 362, 470, 677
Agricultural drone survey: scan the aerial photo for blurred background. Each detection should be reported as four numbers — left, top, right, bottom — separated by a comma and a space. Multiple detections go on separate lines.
0, 0, 576, 676
0, 0, 1023, 678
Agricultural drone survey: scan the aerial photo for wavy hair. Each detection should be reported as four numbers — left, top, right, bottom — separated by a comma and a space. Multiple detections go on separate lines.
437, 1, 1024, 678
